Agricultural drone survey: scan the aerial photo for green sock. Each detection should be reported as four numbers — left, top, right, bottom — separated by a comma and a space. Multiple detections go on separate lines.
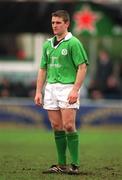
54, 131, 67, 165
67, 131, 79, 166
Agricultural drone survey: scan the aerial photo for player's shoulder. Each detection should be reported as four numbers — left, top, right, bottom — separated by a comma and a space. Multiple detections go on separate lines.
69, 35, 82, 47
43, 37, 52, 48
44, 39, 51, 45
70, 35, 81, 43
65, 33, 78, 42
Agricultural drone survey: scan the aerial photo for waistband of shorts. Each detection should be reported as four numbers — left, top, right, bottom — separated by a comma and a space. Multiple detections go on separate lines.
46, 82, 74, 85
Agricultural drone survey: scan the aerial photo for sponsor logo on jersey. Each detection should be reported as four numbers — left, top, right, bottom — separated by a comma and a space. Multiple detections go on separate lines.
49, 56, 61, 68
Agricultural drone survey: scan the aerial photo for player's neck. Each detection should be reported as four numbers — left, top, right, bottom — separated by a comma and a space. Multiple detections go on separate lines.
56, 31, 68, 41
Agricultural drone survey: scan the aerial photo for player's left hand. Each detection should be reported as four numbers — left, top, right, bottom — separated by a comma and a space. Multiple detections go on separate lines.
67, 89, 78, 104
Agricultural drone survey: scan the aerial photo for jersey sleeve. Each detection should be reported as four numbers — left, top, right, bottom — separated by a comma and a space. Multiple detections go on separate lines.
40, 42, 48, 69
71, 39, 89, 67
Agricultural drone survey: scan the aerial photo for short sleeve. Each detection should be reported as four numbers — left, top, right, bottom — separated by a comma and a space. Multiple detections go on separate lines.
40, 43, 47, 69
71, 39, 89, 67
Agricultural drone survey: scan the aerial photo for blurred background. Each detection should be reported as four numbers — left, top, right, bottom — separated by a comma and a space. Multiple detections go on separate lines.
0, 0, 122, 129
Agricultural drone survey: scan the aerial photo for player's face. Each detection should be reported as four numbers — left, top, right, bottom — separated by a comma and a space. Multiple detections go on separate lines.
51, 16, 69, 36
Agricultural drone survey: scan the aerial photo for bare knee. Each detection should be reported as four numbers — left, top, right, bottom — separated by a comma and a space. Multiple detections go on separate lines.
64, 122, 75, 132
61, 108, 76, 132
51, 122, 63, 131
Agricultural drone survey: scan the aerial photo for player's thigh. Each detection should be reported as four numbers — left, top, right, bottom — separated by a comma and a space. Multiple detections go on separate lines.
61, 108, 77, 126
47, 110, 63, 129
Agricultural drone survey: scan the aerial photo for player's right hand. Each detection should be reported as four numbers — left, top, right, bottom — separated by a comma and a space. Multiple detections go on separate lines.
34, 93, 43, 106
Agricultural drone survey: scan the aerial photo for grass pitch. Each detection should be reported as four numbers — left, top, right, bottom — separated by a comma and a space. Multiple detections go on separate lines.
0, 127, 122, 180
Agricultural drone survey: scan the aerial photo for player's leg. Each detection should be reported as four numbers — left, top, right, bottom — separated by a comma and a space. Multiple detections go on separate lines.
42, 84, 67, 173
61, 108, 80, 174
47, 110, 67, 168
47, 110, 63, 131
57, 83, 80, 173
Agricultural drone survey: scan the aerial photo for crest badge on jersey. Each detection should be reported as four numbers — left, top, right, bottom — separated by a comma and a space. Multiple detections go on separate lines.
61, 49, 68, 56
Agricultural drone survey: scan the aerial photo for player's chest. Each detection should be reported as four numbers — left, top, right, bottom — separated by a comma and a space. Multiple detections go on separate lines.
46, 44, 69, 59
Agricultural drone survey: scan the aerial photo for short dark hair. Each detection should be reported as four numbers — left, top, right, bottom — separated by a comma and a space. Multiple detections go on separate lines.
52, 10, 70, 23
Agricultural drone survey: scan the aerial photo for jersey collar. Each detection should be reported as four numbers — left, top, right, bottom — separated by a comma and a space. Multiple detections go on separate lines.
48, 32, 72, 48
64, 32, 72, 40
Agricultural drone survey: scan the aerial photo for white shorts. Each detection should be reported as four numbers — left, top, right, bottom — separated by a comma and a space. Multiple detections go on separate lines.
43, 83, 80, 110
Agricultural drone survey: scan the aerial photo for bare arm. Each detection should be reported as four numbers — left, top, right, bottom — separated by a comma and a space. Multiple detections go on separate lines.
34, 68, 47, 106
68, 63, 87, 104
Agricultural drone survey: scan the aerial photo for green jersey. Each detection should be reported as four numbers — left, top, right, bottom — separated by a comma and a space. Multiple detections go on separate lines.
40, 32, 88, 84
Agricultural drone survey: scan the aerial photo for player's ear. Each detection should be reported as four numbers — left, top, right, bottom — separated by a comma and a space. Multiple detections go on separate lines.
66, 21, 70, 28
